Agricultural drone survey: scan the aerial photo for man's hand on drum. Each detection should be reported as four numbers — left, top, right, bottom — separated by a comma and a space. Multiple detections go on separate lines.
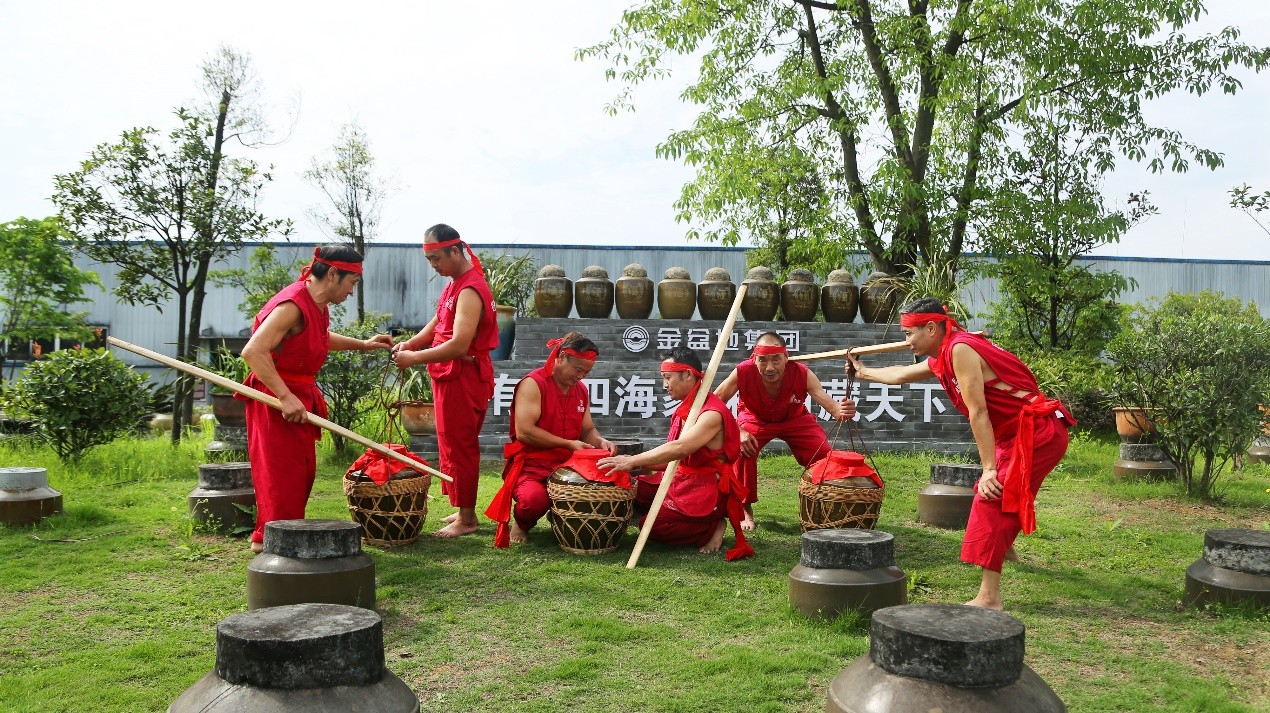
597, 454, 636, 473
739, 429, 760, 458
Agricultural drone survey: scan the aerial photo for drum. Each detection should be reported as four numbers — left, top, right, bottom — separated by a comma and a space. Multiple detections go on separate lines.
798, 451, 884, 531
546, 467, 635, 555
343, 468, 431, 548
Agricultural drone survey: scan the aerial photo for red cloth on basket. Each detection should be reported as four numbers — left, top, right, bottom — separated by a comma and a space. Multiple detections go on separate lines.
806, 451, 884, 488
344, 444, 429, 486
559, 449, 631, 490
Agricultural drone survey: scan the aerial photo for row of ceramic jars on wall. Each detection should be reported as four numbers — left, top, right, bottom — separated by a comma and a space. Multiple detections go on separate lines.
534, 265, 900, 323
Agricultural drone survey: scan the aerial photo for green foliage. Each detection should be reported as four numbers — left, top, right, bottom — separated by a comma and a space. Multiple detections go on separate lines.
478, 251, 536, 315
0, 217, 101, 371
204, 345, 249, 395
579, 1, 1269, 279
1, 348, 150, 462
1025, 351, 1116, 434
318, 310, 392, 454
393, 365, 432, 404
986, 264, 1132, 357
1229, 183, 1270, 237
1107, 291, 1270, 497
209, 244, 307, 323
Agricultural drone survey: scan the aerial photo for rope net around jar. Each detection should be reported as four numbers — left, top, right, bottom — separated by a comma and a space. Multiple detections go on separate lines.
797, 362, 885, 532
546, 477, 636, 555
342, 363, 432, 547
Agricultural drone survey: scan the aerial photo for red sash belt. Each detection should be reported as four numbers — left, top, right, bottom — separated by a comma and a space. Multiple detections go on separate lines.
486, 441, 572, 548
676, 460, 754, 561
998, 396, 1067, 535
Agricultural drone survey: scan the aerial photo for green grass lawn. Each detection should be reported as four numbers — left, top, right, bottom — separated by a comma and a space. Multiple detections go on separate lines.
1, 428, 1267, 712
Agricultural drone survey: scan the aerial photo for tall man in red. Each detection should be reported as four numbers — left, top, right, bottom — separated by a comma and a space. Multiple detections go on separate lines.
714, 331, 857, 530
484, 331, 617, 546
240, 245, 393, 553
598, 347, 753, 560
392, 224, 499, 538
848, 298, 1073, 610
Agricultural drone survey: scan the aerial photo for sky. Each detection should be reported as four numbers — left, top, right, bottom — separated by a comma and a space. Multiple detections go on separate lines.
2, 0, 1269, 261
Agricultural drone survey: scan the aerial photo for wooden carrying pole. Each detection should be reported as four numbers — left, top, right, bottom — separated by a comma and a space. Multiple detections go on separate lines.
788, 332, 985, 362
626, 283, 748, 569
106, 336, 452, 483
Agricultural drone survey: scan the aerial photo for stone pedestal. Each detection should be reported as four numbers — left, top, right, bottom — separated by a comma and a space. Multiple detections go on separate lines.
1112, 442, 1176, 480
247, 520, 376, 611
206, 423, 248, 462
0, 467, 63, 526
1247, 435, 1270, 465
188, 462, 255, 534
168, 603, 418, 712
917, 463, 978, 529
826, 604, 1066, 712
1183, 528, 1270, 609
789, 529, 906, 621
407, 434, 439, 463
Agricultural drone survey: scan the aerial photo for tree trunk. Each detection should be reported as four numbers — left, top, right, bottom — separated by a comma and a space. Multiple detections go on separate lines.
170, 289, 191, 445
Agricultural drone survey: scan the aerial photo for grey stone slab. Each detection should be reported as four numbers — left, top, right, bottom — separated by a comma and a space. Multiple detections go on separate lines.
214, 603, 383, 689
1204, 528, 1270, 576
870, 604, 1025, 689
264, 520, 363, 559
800, 529, 896, 571
0, 467, 49, 490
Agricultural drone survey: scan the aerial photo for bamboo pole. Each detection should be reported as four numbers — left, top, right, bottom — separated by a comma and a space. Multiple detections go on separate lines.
788, 332, 985, 362
106, 336, 452, 483
626, 284, 748, 569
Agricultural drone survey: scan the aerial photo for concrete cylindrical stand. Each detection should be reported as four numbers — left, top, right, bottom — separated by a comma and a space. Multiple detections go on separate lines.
917, 463, 978, 529
1113, 442, 1176, 480
247, 520, 375, 611
0, 467, 63, 526
826, 604, 1066, 712
169, 603, 418, 712
188, 462, 255, 534
206, 423, 248, 461
1247, 435, 1270, 465
789, 530, 906, 620
1183, 528, 1270, 609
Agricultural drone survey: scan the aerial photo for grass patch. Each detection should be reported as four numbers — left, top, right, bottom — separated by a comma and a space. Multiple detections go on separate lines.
0, 430, 1267, 711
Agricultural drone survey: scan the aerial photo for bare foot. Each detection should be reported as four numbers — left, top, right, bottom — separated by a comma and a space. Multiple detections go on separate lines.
509, 522, 529, 544
964, 597, 1004, 611
1004, 547, 1019, 562
249, 541, 264, 554
699, 520, 727, 554
441, 512, 458, 524
433, 520, 479, 538
739, 505, 756, 532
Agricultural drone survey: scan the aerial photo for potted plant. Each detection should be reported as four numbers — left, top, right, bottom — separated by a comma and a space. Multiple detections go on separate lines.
395, 366, 435, 436
207, 345, 250, 426
479, 251, 536, 360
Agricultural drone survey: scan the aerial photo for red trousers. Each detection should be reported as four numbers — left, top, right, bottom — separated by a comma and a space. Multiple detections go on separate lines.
736, 410, 831, 504
961, 416, 1069, 572
244, 399, 318, 544
511, 460, 557, 532
435, 361, 491, 508
634, 475, 724, 548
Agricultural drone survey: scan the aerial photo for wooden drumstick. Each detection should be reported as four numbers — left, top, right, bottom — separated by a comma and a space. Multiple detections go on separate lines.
106, 336, 452, 483
626, 283, 748, 569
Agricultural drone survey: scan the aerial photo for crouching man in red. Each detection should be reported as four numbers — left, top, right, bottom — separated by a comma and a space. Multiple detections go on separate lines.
598, 347, 753, 560
240, 246, 393, 554
847, 298, 1073, 610
485, 332, 617, 546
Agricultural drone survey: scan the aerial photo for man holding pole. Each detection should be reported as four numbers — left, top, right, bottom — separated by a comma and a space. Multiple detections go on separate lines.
485, 331, 617, 546
598, 347, 753, 559
240, 245, 393, 554
846, 298, 1073, 610
392, 224, 499, 538
714, 331, 857, 530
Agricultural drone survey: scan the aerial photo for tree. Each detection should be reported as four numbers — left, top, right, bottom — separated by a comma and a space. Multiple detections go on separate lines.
303, 121, 392, 322
52, 47, 287, 443
1229, 183, 1270, 237
209, 244, 309, 324
580, 1, 1269, 279
0, 217, 101, 378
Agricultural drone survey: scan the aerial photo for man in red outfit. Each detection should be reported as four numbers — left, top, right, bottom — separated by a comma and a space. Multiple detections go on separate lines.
598, 347, 753, 560
847, 298, 1073, 610
714, 331, 856, 530
392, 224, 499, 538
240, 245, 393, 553
484, 332, 617, 546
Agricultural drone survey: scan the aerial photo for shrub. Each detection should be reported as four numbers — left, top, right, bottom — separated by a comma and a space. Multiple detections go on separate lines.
478, 251, 536, 316
318, 310, 392, 455
1107, 291, 1270, 497
1025, 351, 1115, 434
1, 348, 150, 462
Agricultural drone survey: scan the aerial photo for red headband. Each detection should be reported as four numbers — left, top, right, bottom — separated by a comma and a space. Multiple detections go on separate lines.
752, 344, 787, 357
300, 247, 363, 280
546, 337, 598, 370
899, 309, 963, 332
422, 237, 484, 276
661, 360, 704, 379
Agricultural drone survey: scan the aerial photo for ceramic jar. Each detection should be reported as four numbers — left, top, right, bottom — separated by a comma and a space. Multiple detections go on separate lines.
574, 265, 614, 319
821, 269, 860, 323
741, 266, 779, 321
697, 267, 737, 320
533, 264, 573, 318
657, 267, 696, 320
860, 271, 901, 324
615, 263, 655, 319
781, 268, 819, 322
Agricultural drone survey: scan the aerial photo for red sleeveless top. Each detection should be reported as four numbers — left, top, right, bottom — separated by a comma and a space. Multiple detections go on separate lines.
510, 366, 588, 442
250, 280, 330, 379
428, 266, 498, 384
669, 391, 741, 468
736, 358, 810, 423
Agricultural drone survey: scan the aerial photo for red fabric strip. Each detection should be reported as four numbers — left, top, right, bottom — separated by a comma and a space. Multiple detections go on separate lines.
806, 450, 884, 488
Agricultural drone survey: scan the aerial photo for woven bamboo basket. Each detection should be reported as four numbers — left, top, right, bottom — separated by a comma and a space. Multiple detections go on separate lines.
797, 475, 884, 532
546, 469, 635, 555
343, 469, 431, 547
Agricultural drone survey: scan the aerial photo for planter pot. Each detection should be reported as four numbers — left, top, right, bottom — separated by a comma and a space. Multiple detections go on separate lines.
658, 267, 696, 319
697, 267, 736, 321
859, 271, 901, 324
149, 413, 174, 435
1113, 407, 1157, 443
821, 269, 860, 323
399, 401, 436, 436
741, 266, 779, 321
615, 264, 654, 319
780, 269, 819, 322
491, 305, 516, 361
574, 265, 614, 319
533, 264, 573, 318
211, 393, 246, 427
